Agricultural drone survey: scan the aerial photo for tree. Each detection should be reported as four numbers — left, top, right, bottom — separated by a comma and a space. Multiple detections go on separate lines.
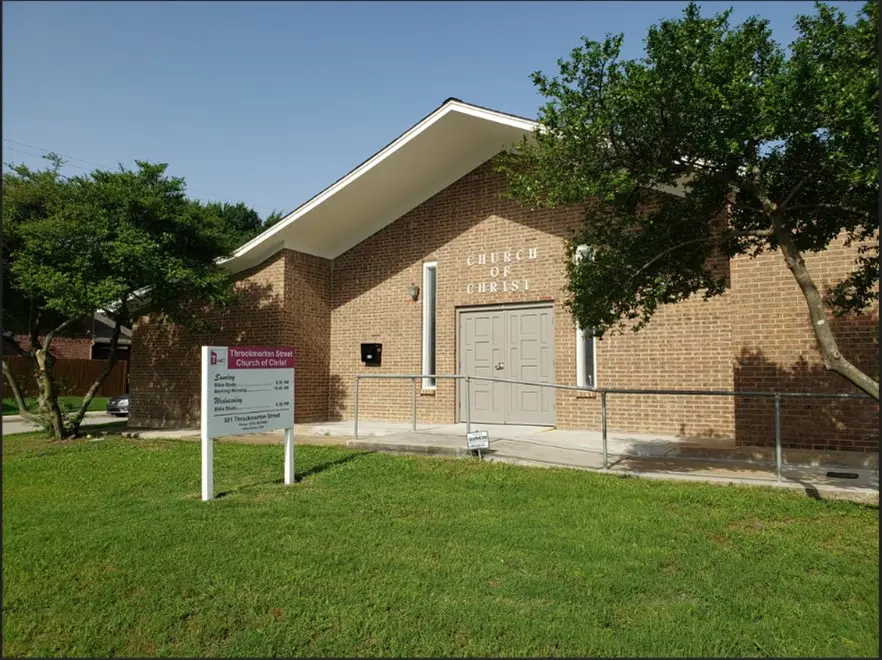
263, 209, 286, 229
499, 1, 879, 399
209, 201, 264, 250
3, 156, 237, 440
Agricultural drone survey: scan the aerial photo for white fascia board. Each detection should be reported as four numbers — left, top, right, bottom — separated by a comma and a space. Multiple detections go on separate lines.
450, 102, 538, 132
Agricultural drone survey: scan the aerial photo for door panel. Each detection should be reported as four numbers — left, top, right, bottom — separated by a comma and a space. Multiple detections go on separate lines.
459, 304, 555, 426
459, 310, 506, 424
505, 307, 555, 425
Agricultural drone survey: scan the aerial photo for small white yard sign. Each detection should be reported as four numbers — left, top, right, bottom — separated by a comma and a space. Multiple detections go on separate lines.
201, 345, 295, 501
466, 430, 490, 451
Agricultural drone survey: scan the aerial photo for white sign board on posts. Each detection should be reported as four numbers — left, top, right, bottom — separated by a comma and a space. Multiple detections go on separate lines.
200, 345, 295, 501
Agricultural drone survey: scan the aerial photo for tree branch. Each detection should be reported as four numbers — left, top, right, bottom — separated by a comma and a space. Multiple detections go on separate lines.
70, 313, 124, 434
738, 174, 879, 397
42, 316, 82, 352
769, 213, 879, 399
739, 177, 778, 215
779, 170, 814, 210
2, 332, 27, 357
2, 360, 35, 420
28, 299, 41, 352
627, 227, 773, 283
784, 203, 872, 219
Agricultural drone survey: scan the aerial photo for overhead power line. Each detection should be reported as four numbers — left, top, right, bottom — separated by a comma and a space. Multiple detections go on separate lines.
3, 138, 106, 168
2, 137, 277, 212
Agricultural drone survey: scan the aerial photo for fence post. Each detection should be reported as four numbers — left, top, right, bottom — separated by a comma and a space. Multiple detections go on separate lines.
412, 376, 417, 432
465, 376, 471, 436
601, 389, 608, 470
774, 393, 782, 482
354, 376, 360, 440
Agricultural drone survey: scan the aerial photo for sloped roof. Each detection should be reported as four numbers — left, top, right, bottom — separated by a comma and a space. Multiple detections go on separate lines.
91, 312, 132, 345
223, 98, 538, 273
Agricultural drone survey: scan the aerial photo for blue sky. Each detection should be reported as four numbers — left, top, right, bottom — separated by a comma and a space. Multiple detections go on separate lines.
2, 1, 863, 218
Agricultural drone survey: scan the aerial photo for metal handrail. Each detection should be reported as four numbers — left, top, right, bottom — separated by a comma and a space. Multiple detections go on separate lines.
353, 372, 875, 481
355, 373, 870, 399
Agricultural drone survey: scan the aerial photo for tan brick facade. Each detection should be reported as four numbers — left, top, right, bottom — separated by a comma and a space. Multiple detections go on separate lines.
130, 157, 879, 451
130, 250, 332, 428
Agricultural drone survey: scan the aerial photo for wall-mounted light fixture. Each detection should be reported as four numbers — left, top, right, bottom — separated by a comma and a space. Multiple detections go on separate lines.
409, 283, 420, 302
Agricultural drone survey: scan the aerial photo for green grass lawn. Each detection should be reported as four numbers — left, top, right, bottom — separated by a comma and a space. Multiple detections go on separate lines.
2, 396, 111, 416
2, 432, 878, 658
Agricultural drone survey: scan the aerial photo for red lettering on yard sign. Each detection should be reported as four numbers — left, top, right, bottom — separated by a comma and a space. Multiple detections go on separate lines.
226, 346, 295, 369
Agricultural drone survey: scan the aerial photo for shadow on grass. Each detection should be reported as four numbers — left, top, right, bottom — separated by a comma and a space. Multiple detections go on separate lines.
214, 452, 366, 498
296, 451, 366, 479
791, 480, 824, 501
215, 478, 285, 498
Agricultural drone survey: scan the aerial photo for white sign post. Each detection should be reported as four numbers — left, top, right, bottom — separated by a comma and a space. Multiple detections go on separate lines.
201, 345, 295, 501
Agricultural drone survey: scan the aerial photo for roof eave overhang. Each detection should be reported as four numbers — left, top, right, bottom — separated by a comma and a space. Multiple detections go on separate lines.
221, 100, 539, 273
220, 100, 692, 275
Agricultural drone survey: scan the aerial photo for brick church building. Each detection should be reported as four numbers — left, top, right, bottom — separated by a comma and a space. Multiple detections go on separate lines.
129, 99, 879, 452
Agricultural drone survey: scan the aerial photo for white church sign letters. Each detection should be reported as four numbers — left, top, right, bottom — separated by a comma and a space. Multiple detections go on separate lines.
465, 246, 538, 295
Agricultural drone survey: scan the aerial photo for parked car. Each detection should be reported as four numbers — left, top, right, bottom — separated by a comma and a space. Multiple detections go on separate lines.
106, 394, 129, 417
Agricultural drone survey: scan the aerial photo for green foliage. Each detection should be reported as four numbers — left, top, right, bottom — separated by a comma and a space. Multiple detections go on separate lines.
4, 158, 236, 327
263, 208, 287, 229
2, 156, 238, 436
208, 201, 264, 251
1, 156, 73, 336
500, 1, 879, 336
201, 204, 285, 251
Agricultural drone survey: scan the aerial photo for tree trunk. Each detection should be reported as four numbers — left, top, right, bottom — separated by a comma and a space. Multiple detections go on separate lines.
2, 333, 37, 420
69, 316, 124, 437
34, 348, 66, 441
2, 359, 35, 420
32, 315, 86, 440
772, 217, 880, 400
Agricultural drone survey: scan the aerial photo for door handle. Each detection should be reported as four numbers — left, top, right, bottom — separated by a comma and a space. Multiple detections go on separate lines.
495, 362, 504, 370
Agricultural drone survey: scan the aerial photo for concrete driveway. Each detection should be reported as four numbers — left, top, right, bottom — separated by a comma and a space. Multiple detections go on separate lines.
2, 412, 123, 436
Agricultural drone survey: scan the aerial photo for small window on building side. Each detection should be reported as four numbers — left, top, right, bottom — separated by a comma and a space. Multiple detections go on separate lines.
576, 329, 596, 388
574, 244, 597, 388
422, 262, 437, 389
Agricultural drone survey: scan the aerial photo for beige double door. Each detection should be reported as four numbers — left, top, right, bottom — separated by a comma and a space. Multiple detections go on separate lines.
458, 304, 555, 426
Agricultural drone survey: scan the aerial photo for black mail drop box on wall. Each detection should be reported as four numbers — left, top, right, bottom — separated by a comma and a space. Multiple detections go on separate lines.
361, 343, 382, 366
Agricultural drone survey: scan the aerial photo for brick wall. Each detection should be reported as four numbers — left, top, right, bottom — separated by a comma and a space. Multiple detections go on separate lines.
729, 239, 879, 451
130, 155, 878, 451
284, 250, 332, 423
328, 159, 738, 439
4, 335, 93, 359
130, 252, 288, 428
330, 158, 583, 424
328, 156, 878, 450
129, 249, 332, 428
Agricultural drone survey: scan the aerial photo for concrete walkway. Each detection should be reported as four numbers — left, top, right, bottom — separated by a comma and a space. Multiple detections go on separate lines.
2, 411, 116, 435
133, 420, 879, 503
316, 420, 878, 467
